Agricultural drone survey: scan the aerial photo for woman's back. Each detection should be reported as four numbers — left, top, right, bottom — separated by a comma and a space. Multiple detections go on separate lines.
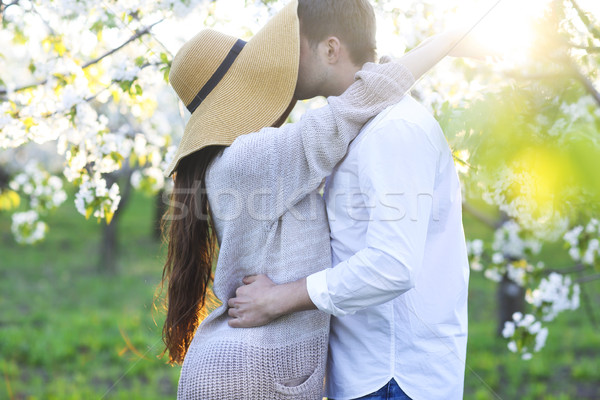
176, 147, 331, 399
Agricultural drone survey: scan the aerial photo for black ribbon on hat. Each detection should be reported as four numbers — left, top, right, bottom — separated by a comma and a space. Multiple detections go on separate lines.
186, 39, 247, 114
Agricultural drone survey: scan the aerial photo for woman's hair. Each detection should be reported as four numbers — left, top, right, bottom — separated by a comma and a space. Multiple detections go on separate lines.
160, 146, 224, 364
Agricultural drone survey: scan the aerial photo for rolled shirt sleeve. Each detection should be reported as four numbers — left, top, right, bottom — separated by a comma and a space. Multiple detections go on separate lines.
306, 119, 439, 317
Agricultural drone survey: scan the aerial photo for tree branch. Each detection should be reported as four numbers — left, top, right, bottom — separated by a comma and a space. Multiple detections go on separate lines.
503, 71, 572, 80
578, 277, 598, 328
569, 0, 600, 41
462, 201, 500, 229
81, 19, 163, 69
567, 57, 600, 107
575, 273, 600, 284
0, 19, 163, 96
569, 43, 600, 52
542, 263, 588, 275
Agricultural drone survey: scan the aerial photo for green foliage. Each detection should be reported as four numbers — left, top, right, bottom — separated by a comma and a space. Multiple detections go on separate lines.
441, 78, 600, 223
159, 52, 172, 83
118, 79, 144, 97
12, 24, 27, 45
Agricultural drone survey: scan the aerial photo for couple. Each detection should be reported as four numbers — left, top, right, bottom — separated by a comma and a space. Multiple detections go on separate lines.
162, 0, 474, 399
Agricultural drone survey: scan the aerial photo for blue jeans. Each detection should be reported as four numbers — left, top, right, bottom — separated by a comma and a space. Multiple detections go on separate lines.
330, 379, 412, 400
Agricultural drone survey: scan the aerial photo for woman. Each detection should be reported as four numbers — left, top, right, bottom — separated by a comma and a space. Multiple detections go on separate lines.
160, 1, 475, 398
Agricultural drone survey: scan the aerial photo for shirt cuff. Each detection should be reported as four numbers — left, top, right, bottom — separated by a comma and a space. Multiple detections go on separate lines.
306, 269, 349, 317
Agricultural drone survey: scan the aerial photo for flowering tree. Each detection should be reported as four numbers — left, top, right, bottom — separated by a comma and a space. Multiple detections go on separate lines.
0, 0, 203, 269
1, 0, 599, 357
436, 0, 600, 359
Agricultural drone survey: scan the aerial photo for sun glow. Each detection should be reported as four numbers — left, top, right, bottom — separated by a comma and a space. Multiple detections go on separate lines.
457, 0, 552, 64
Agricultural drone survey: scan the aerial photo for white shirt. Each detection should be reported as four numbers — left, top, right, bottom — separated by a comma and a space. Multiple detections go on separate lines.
306, 97, 470, 400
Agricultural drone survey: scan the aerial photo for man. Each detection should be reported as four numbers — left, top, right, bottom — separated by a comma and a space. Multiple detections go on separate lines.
228, 1, 471, 399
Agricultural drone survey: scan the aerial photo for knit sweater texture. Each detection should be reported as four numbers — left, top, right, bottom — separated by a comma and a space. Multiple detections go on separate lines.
177, 61, 415, 399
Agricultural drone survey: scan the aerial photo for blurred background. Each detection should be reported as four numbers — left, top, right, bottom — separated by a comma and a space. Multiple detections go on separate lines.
1, 0, 599, 398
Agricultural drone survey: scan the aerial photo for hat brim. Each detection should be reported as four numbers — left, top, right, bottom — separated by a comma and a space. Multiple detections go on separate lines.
166, 0, 300, 177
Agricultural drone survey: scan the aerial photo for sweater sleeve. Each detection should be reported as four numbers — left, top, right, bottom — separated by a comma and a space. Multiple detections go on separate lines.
216, 61, 415, 221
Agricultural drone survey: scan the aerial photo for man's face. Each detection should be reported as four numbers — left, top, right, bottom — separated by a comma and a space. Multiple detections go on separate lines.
294, 35, 328, 100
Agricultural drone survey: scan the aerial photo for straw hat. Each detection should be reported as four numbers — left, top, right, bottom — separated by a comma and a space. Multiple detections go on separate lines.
165, 0, 300, 177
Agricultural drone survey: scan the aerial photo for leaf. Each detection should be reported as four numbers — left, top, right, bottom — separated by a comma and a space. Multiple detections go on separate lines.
111, 152, 124, 168
85, 206, 94, 220
42, 35, 66, 56
13, 25, 27, 45
23, 117, 38, 131
138, 154, 147, 167
160, 52, 170, 64
161, 65, 171, 83
0, 190, 20, 211
90, 20, 104, 34
54, 39, 66, 56
111, 88, 121, 103
53, 73, 69, 88
67, 105, 77, 123
105, 209, 114, 225
118, 80, 133, 93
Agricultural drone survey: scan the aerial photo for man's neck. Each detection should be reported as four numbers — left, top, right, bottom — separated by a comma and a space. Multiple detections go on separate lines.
329, 63, 362, 97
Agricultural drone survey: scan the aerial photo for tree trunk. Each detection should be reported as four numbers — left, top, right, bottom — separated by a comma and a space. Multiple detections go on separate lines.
0, 164, 9, 189
496, 274, 525, 336
97, 170, 133, 274
98, 210, 120, 274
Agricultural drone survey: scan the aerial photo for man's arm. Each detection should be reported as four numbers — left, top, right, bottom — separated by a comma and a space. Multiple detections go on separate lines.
228, 119, 439, 327
227, 276, 315, 328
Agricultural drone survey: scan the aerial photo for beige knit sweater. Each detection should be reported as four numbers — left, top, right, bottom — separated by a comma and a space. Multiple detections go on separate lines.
177, 62, 415, 399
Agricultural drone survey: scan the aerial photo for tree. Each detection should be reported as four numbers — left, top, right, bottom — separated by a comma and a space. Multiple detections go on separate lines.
0, 0, 198, 269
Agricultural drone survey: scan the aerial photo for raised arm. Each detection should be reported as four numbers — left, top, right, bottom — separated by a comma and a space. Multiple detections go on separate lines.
215, 61, 415, 221
387, 29, 495, 79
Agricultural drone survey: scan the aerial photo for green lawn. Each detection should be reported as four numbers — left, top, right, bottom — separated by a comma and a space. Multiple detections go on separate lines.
1, 192, 598, 399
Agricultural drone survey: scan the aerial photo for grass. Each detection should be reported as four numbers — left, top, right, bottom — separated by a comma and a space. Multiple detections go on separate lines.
0, 191, 179, 399
1, 192, 599, 399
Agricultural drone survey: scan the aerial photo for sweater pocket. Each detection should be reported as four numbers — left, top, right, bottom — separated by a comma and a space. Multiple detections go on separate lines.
273, 364, 324, 397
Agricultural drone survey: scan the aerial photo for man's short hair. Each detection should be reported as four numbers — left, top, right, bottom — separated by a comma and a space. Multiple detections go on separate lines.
297, 0, 377, 66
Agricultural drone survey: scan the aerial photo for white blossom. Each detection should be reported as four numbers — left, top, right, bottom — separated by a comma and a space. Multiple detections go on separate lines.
526, 273, 580, 321
492, 252, 505, 264
522, 352, 533, 360
534, 327, 548, 352
502, 321, 515, 338
512, 312, 523, 322
564, 222, 599, 266
484, 268, 503, 282
9, 162, 67, 217
493, 220, 542, 259
74, 176, 121, 222
467, 239, 484, 257
11, 210, 48, 244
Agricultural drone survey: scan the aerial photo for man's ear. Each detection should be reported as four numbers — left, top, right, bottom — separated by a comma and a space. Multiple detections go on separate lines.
324, 36, 342, 64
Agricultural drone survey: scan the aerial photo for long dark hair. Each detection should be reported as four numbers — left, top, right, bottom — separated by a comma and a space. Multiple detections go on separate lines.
159, 146, 224, 364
